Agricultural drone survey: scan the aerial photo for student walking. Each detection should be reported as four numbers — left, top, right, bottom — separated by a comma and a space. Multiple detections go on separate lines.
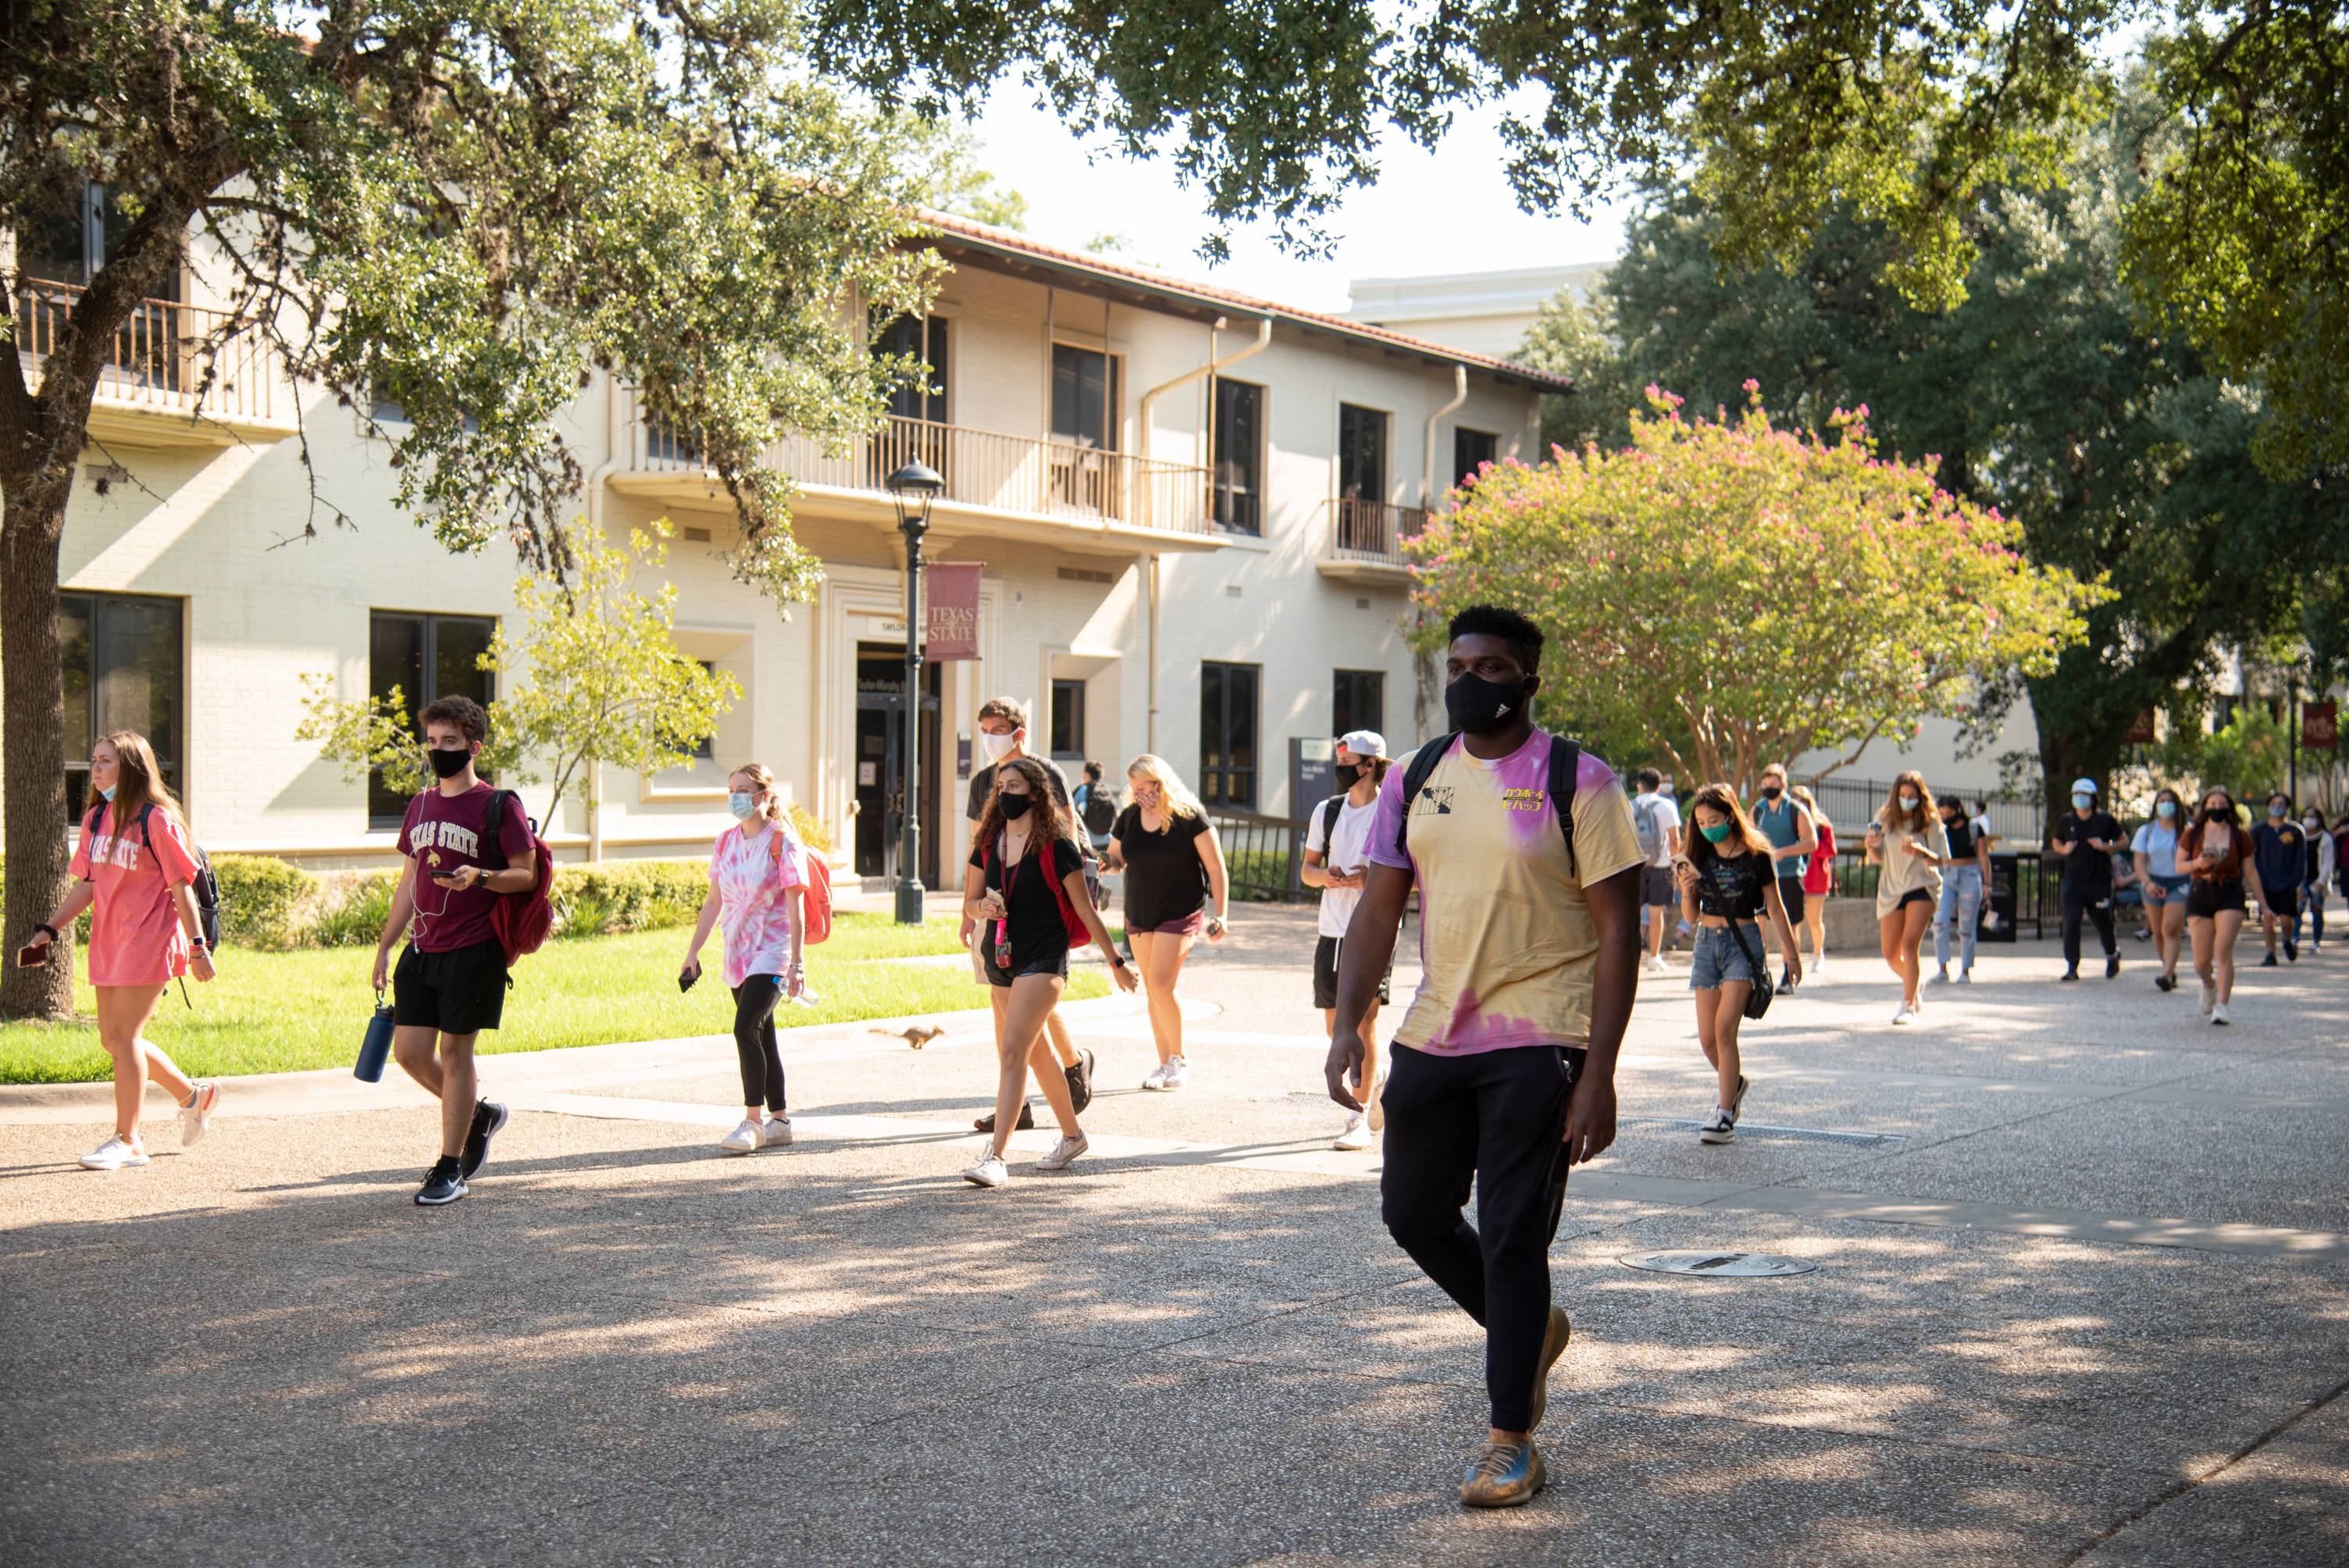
2051, 778, 2125, 982
1788, 784, 1835, 972
370, 697, 533, 1206
962, 697, 1095, 1131
1749, 764, 1816, 991
960, 760, 1136, 1187
23, 732, 221, 1170
1930, 794, 1993, 985
2250, 794, 2307, 966
1865, 771, 1948, 1025
2297, 806, 2333, 953
2133, 788, 2191, 990
1303, 730, 1392, 1150
1072, 761, 1119, 853
1104, 754, 1230, 1090
1324, 605, 1642, 1509
1630, 768, 1684, 974
1674, 785, 1800, 1145
2183, 790, 2258, 1025
682, 764, 807, 1155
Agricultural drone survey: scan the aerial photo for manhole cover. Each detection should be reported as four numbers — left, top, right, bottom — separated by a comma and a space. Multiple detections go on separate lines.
1620, 1250, 1820, 1278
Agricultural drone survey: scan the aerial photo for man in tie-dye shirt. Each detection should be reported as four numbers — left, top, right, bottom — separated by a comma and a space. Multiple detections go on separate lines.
1326, 604, 1641, 1509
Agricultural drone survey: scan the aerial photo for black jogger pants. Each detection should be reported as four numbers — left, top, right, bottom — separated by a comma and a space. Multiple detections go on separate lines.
732, 975, 787, 1113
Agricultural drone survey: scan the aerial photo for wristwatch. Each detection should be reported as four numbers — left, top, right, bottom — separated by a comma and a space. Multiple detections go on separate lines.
1205, 915, 1227, 935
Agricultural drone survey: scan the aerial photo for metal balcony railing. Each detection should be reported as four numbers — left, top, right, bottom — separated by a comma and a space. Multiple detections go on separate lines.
12, 278, 280, 426
1325, 497, 1429, 567
629, 406, 1215, 536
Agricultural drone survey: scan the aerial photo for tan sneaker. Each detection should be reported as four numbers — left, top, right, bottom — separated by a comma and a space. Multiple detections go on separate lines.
1460, 1439, 1545, 1508
1528, 1305, 1572, 1431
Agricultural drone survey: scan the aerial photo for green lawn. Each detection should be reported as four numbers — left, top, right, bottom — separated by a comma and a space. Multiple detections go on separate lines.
0, 914, 1108, 1085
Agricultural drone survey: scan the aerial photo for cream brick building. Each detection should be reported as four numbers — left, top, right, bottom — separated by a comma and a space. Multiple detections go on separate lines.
25, 206, 1563, 883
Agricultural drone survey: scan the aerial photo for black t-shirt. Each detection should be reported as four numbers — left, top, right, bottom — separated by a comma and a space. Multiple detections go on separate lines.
969, 832, 1083, 964
1693, 847, 1770, 920
1111, 805, 1211, 928
1942, 814, 1979, 862
966, 754, 1074, 825
2053, 811, 2121, 889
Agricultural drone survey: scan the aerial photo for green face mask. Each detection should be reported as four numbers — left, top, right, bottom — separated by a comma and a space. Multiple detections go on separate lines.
1699, 822, 1733, 844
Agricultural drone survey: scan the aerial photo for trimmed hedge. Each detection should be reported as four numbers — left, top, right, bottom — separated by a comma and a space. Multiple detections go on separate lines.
550, 861, 708, 939
212, 854, 315, 948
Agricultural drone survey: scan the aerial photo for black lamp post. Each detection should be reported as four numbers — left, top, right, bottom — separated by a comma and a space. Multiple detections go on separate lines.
886, 460, 945, 924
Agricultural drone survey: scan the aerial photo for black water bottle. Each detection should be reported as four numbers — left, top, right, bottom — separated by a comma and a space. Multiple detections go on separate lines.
355, 990, 395, 1083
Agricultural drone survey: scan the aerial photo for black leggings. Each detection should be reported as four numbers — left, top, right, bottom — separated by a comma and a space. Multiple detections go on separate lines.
732, 975, 786, 1113
1380, 1042, 1583, 1434
2062, 886, 2116, 968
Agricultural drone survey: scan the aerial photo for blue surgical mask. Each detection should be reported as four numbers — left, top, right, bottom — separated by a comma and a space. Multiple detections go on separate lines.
99, 785, 117, 802
2269, 802, 2287, 818
728, 792, 757, 821
2073, 793, 2093, 811
2156, 800, 2177, 820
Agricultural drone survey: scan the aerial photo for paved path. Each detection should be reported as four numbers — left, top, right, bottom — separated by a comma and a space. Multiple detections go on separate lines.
4, 907, 2345, 1563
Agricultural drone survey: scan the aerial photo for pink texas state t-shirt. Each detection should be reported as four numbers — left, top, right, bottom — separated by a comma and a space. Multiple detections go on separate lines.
1367, 730, 1644, 1056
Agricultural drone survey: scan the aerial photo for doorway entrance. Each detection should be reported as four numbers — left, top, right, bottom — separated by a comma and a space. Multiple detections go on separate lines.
853, 643, 943, 887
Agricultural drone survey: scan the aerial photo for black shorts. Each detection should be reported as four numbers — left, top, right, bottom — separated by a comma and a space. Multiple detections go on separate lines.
1639, 865, 1677, 907
1895, 886, 1932, 911
393, 938, 508, 1035
2263, 884, 2301, 919
1777, 876, 1806, 922
2187, 879, 2247, 919
983, 942, 1070, 989
1314, 933, 1394, 1010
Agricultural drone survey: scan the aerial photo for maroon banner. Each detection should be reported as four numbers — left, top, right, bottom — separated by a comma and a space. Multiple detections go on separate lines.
2124, 708, 2157, 746
2307, 699, 2338, 751
925, 561, 982, 661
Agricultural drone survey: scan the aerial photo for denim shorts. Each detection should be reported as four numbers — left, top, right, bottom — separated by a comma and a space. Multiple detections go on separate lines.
1689, 923, 1762, 990
2148, 872, 2190, 900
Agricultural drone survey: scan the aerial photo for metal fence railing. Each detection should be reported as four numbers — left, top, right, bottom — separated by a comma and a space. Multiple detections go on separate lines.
1208, 810, 1306, 903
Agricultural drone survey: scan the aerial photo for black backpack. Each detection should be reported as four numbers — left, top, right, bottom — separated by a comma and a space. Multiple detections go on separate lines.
1081, 782, 1118, 839
87, 801, 223, 950
1392, 732, 1581, 875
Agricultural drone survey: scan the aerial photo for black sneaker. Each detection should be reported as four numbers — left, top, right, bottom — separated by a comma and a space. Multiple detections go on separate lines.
2260, 953, 2279, 968
2059, 970, 2080, 982
2155, 972, 2176, 992
1779, 964, 1795, 992
1731, 1073, 1750, 1118
975, 1103, 1036, 1134
415, 1156, 467, 1206
460, 1099, 508, 1181
2285, 940, 2298, 963
2105, 953, 2121, 979
1067, 1047, 1096, 1115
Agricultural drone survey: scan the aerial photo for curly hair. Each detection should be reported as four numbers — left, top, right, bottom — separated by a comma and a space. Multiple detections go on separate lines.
974, 755, 1075, 856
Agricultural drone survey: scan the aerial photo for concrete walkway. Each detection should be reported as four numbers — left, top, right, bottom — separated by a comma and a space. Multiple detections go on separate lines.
4, 906, 2345, 1563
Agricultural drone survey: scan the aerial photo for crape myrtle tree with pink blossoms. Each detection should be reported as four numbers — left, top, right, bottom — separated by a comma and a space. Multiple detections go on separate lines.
1406, 388, 2107, 796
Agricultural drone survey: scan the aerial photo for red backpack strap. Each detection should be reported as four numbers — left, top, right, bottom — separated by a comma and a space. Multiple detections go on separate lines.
1046, 839, 1093, 949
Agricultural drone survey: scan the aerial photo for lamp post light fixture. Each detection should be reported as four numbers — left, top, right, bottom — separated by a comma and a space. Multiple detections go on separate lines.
885, 460, 946, 925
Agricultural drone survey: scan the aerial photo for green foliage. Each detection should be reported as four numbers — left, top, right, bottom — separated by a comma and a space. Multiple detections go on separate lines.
294, 678, 526, 799
209, 855, 316, 950
488, 522, 740, 826
1407, 393, 2105, 794
309, 872, 401, 951
787, 804, 835, 856
551, 861, 711, 939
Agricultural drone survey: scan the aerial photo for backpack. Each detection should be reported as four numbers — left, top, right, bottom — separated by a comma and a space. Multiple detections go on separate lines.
986, 834, 1095, 952
479, 789, 554, 964
769, 823, 832, 945
1392, 732, 1581, 875
1081, 782, 1118, 839
1631, 794, 1665, 864
89, 803, 223, 950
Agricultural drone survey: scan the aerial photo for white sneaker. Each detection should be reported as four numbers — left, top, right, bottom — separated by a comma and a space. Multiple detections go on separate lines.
1365, 1072, 1386, 1134
718, 1117, 762, 1155
1928, 969, 1950, 985
1891, 1002, 1915, 1025
1036, 1134, 1089, 1171
1697, 1107, 1736, 1144
761, 1117, 794, 1148
80, 1136, 149, 1171
1334, 1113, 1371, 1151
1957, 970, 1973, 985
1156, 1055, 1189, 1089
179, 1082, 220, 1147
963, 1152, 1010, 1187
1811, 955, 1827, 973
2200, 982, 2216, 1016
2212, 1002, 2232, 1027
1142, 1060, 1173, 1091
1642, 953, 1666, 975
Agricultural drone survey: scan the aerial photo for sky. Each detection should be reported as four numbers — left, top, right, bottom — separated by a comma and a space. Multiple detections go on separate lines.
968, 86, 1627, 316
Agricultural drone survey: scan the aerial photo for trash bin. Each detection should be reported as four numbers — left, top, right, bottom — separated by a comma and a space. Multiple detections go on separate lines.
1980, 852, 2023, 943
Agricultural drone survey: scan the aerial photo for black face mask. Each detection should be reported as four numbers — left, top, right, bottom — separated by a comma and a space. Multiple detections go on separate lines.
1000, 793, 1034, 821
1759, 783, 1783, 800
427, 747, 473, 779
1332, 761, 1362, 789
1445, 672, 1531, 736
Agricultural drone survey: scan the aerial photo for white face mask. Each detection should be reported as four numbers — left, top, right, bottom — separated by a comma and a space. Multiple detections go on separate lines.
978, 731, 1018, 764
1898, 793, 1919, 811
728, 791, 758, 821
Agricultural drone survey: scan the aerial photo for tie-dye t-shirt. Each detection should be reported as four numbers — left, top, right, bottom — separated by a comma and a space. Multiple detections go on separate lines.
1367, 730, 1644, 1055
711, 820, 807, 988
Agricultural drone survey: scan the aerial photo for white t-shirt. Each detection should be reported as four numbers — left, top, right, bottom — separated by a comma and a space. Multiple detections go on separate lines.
1306, 793, 1381, 938
1631, 791, 1682, 868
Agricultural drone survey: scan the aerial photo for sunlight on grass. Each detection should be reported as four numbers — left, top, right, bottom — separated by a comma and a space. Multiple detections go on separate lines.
0, 914, 1108, 1084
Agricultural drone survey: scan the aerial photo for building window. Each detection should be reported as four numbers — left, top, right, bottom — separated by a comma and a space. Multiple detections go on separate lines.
1199, 661, 1259, 811
369, 611, 497, 825
60, 592, 183, 822
369, 383, 480, 436
1333, 669, 1385, 740
1050, 678, 1086, 760
876, 315, 949, 424
693, 661, 718, 759
1338, 404, 1388, 501
1453, 427, 1498, 490
1051, 344, 1120, 451
1212, 378, 1264, 535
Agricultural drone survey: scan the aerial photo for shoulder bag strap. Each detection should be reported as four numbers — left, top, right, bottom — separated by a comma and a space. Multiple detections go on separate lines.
1546, 735, 1581, 875
1392, 733, 1459, 857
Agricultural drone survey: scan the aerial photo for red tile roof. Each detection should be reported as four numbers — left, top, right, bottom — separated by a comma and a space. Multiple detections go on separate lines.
915, 208, 1574, 394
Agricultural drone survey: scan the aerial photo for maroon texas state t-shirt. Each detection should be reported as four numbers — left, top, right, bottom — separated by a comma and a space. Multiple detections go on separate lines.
401, 784, 533, 953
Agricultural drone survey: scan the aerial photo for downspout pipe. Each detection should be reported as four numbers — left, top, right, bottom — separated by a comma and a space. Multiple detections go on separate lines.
1422, 364, 1467, 508
577, 372, 629, 863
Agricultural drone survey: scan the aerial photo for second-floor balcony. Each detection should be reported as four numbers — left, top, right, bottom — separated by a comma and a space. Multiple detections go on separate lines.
614, 405, 1228, 555
1317, 497, 1428, 587
13, 279, 294, 449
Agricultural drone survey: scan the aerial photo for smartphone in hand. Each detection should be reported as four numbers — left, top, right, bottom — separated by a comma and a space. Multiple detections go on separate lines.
16, 941, 49, 969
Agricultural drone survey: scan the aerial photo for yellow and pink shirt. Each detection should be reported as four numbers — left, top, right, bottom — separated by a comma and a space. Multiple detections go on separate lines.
71, 803, 201, 988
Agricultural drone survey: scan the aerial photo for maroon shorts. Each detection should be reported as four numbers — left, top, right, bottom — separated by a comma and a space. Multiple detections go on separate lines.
1136, 910, 1206, 937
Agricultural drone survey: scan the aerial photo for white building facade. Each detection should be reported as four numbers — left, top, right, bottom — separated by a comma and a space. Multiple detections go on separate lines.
25, 208, 1563, 882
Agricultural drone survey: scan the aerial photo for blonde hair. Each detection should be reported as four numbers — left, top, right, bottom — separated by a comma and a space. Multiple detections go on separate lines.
729, 762, 787, 826
87, 731, 186, 834
1788, 782, 1831, 833
1125, 754, 1204, 828
1877, 770, 1937, 834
